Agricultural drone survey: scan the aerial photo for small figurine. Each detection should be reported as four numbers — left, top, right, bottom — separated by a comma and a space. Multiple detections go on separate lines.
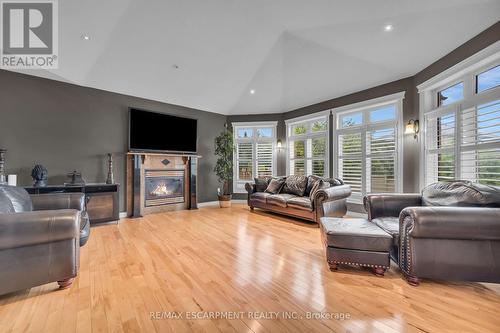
31, 164, 48, 187
65, 170, 85, 186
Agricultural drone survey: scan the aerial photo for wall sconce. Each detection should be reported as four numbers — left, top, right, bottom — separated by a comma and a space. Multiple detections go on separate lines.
276, 139, 283, 150
405, 119, 420, 139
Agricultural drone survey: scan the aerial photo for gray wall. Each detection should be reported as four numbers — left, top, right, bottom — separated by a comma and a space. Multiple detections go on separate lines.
0, 70, 226, 210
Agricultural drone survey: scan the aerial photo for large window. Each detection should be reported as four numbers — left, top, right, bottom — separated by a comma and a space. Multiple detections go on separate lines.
286, 114, 329, 177
420, 52, 500, 187
334, 94, 404, 202
232, 122, 277, 193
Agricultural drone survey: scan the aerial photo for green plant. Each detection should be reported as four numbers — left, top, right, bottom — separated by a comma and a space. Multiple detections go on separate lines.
214, 126, 234, 195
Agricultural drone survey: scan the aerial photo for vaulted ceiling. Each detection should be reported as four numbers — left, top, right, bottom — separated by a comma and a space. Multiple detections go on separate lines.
11, 0, 500, 115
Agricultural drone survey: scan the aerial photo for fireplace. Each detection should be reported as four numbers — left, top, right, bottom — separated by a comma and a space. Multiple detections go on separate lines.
144, 170, 184, 207
127, 153, 198, 217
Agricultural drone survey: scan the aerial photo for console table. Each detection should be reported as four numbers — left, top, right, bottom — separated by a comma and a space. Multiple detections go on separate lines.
25, 183, 120, 224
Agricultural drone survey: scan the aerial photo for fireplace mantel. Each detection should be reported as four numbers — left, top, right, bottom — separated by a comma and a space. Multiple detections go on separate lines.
126, 153, 199, 217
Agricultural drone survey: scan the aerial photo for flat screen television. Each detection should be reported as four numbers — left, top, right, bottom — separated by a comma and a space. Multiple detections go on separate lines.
129, 108, 198, 154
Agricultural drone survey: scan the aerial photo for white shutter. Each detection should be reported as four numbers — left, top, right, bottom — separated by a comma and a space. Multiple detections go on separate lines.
338, 133, 362, 196
460, 99, 500, 186
237, 142, 253, 181
425, 110, 456, 185
366, 127, 396, 193
256, 142, 273, 177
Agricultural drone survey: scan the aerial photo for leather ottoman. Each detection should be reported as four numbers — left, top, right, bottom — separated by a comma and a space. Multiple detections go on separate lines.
320, 217, 393, 276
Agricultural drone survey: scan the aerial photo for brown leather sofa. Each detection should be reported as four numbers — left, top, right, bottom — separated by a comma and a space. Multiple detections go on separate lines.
364, 181, 500, 285
0, 185, 90, 295
245, 176, 351, 223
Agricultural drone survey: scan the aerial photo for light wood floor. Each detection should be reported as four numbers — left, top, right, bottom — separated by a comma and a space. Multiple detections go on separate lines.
1, 204, 500, 333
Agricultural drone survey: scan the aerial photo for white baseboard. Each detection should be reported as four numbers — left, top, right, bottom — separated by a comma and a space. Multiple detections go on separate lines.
119, 212, 128, 219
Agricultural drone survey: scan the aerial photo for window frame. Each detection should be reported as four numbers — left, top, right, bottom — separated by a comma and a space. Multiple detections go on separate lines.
331, 92, 405, 203
232, 121, 278, 193
418, 42, 500, 189
285, 111, 330, 178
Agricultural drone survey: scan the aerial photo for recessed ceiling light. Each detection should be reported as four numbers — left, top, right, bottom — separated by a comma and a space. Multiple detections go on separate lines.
384, 24, 394, 32
250, 89, 255, 94
81, 35, 90, 40
172, 64, 179, 69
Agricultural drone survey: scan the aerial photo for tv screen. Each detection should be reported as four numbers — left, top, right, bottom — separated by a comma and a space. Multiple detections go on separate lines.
129, 109, 197, 154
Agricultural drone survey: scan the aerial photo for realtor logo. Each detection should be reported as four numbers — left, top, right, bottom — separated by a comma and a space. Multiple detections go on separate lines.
1, 0, 58, 69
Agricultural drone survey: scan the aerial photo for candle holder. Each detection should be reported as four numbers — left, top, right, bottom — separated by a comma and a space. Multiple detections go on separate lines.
0, 149, 6, 185
106, 153, 114, 184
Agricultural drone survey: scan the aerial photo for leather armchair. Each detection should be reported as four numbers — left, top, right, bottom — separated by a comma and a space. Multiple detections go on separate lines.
364, 181, 500, 286
0, 185, 87, 295
31, 193, 90, 246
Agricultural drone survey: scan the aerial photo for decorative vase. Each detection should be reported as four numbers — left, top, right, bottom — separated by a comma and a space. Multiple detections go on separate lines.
0, 149, 6, 185
218, 194, 232, 208
106, 153, 114, 184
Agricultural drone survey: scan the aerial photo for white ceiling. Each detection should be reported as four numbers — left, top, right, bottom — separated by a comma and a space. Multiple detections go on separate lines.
11, 0, 500, 115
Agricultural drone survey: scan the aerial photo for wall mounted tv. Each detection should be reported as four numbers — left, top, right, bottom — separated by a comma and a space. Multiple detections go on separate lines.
128, 109, 198, 154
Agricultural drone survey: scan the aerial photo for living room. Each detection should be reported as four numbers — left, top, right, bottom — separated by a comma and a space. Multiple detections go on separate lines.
0, 1, 499, 332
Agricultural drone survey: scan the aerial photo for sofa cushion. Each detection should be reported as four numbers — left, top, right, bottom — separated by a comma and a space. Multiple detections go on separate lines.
372, 217, 399, 246
286, 197, 313, 211
265, 178, 286, 194
304, 175, 321, 197
422, 181, 500, 207
254, 177, 271, 192
250, 192, 271, 204
281, 175, 308, 196
320, 218, 393, 252
0, 185, 33, 213
267, 194, 296, 207
0, 191, 15, 214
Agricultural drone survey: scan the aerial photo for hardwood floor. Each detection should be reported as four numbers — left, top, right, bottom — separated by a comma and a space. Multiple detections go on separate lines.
1, 204, 500, 333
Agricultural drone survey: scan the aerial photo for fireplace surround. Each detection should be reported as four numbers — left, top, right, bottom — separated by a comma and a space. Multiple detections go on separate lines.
126, 153, 199, 217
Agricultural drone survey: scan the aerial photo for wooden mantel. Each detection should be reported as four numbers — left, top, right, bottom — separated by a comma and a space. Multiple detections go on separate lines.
126, 152, 200, 218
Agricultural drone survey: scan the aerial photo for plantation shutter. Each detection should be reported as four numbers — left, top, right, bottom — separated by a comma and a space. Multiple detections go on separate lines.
237, 142, 253, 181
460, 99, 500, 186
366, 127, 396, 192
338, 132, 362, 197
256, 142, 273, 177
425, 109, 456, 185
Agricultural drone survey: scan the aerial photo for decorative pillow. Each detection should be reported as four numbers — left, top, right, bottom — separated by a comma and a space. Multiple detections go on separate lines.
0, 185, 33, 213
304, 175, 322, 197
254, 177, 271, 192
281, 175, 308, 196
309, 179, 329, 200
265, 178, 286, 194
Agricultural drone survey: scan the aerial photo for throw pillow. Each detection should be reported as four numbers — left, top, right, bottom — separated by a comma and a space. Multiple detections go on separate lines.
304, 175, 322, 197
281, 175, 308, 196
254, 177, 271, 192
265, 178, 286, 194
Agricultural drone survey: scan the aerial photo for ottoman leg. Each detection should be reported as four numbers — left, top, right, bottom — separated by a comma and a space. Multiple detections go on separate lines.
327, 261, 338, 271
372, 267, 387, 277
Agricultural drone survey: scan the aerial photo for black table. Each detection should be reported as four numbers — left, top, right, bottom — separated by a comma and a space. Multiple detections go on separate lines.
25, 183, 120, 224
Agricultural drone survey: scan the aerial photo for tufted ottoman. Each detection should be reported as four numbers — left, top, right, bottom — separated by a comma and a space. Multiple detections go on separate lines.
320, 217, 393, 276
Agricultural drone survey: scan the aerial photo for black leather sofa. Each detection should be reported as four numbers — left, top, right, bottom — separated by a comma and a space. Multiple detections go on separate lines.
0, 185, 90, 295
364, 181, 500, 285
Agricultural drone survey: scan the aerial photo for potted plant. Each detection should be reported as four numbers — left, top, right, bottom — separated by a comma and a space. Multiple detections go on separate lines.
214, 125, 234, 208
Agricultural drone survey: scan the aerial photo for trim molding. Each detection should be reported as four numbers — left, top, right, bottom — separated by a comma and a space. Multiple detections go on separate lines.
285, 109, 331, 124
198, 200, 247, 207
330, 91, 406, 115
417, 41, 500, 92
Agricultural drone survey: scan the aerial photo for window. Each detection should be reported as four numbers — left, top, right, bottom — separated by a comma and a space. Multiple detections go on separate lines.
334, 93, 404, 202
438, 82, 464, 106
286, 114, 329, 177
232, 122, 277, 193
477, 65, 500, 93
419, 49, 500, 188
